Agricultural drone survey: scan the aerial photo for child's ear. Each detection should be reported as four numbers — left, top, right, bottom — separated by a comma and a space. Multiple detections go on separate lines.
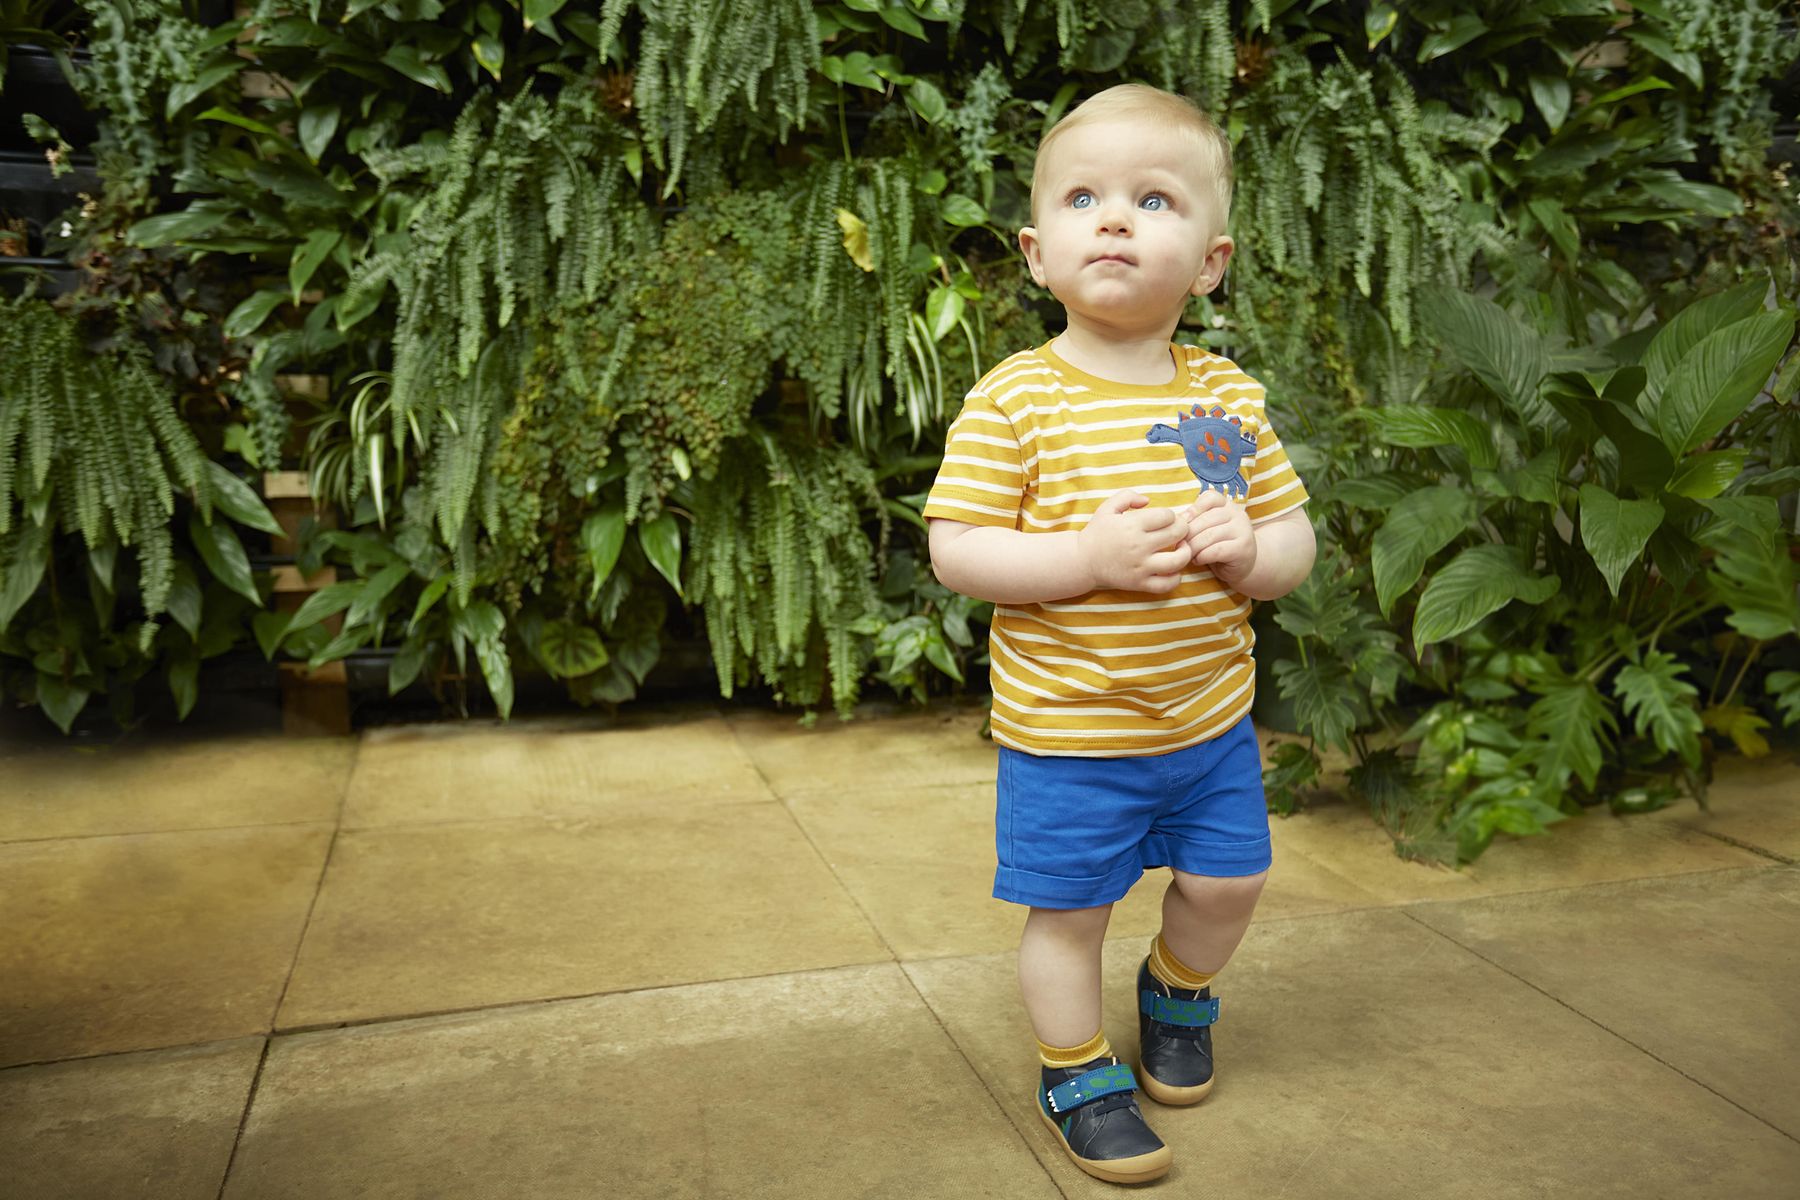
1018, 226, 1048, 287
1190, 234, 1235, 298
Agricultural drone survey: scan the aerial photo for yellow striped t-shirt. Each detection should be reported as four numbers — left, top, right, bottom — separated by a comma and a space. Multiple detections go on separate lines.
923, 339, 1310, 757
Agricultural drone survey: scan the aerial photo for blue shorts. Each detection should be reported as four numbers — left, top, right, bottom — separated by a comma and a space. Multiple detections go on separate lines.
993, 713, 1272, 909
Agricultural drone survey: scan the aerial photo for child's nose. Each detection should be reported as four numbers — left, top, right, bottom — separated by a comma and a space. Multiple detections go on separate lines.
1094, 199, 1133, 234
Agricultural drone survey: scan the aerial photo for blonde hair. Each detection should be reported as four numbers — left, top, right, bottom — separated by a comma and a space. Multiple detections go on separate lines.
1030, 84, 1233, 232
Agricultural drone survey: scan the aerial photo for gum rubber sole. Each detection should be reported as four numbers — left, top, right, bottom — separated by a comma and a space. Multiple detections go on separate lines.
1138, 1067, 1214, 1107
1036, 1102, 1173, 1184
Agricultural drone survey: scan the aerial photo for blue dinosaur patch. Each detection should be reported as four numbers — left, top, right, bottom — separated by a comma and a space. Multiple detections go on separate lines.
1146, 404, 1257, 499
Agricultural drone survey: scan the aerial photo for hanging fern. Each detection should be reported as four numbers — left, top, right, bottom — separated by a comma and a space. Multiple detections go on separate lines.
686, 431, 881, 714
0, 294, 212, 623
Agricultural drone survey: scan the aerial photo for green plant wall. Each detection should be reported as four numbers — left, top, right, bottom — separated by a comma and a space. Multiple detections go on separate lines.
2, 0, 1796, 864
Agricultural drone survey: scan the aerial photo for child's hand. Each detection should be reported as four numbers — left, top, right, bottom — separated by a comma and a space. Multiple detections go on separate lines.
1182, 491, 1257, 585
1078, 490, 1193, 594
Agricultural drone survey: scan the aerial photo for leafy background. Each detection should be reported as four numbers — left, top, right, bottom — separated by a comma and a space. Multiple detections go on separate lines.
2, 0, 1796, 864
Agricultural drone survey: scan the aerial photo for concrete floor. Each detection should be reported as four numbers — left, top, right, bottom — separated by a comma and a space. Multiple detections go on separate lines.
1, 702, 1796, 1198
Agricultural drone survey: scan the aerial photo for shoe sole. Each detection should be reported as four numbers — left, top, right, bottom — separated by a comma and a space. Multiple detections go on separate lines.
1036, 1102, 1172, 1184
1138, 1067, 1214, 1107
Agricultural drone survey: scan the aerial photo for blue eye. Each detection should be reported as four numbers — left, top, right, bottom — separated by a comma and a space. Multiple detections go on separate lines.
1141, 194, 1167, 211
1070, 191, 1094, 209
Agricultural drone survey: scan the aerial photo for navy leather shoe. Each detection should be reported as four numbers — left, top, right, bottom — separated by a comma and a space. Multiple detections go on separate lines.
1136, 956, 1219, 1105
1036, 1055, 1172, 1184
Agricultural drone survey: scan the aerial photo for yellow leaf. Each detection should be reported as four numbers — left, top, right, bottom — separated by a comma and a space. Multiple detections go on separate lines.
1701, 703, 1771, 757
835, 208, 874, 272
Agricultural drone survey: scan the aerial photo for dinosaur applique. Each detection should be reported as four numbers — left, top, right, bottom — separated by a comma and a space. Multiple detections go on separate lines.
1145, 404, 1258, 498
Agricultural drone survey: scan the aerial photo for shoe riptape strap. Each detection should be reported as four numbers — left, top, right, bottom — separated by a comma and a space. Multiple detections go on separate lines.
1044, 1063, 1139, 1114
1139, 990, 1220, 1027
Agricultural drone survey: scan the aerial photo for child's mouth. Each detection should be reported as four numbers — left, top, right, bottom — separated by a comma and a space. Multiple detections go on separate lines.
1090, 254, 1136, 266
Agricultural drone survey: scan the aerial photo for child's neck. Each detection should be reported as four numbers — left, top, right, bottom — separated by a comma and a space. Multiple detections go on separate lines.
1052, 324, 1178, 386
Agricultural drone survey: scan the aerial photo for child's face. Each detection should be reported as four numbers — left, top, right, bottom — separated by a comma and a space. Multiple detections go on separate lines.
1019, 116, 1233, 334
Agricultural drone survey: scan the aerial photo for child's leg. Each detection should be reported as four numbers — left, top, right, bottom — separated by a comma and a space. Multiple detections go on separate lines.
1017, 902, 1113, 1051
1156, 868, 1268, 979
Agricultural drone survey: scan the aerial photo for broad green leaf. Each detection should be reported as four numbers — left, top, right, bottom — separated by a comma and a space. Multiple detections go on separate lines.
1656, 309, 1795, 457
1624, 27, 1703, 87
286, 579, 362, 633
390, 635, 429, 694
166, 60, 244, 118
455, 599, 506, 643
1766, 671, 1800, 728
167, 561, 203, 638
1696, 496, 1799, 640
1371, 486, 1476, 615
1364, 406, 1498, 469
204, 461, 284, 534
252, 610, 291, 659
472, 31, 504, 77
1638, 173, 1742, 218
940, 194, 987, 227
381, 45, 451, 91
1417, 13, 1484, 60
638, 512, 683, 597
522, 0, 568, 28
345, 563, 409, 627
127, 204, 231, 248
1577, 485, 1663, 596
36, 672, 89, 734
1524, 680, 1614, 790
925, 285, 964, 342
168, 650, 200, 720
1364, 4, 1397, 49
580, 506, 627, 601
0, 521, 50, 629
1665, 450, 1745, 499
1642, 278, 1771, 403
188, 515, 259, 605
1525, 196, 1579, 261
878, 4, 926, 38
1413, 544, 1559, 650
1272, 657, 1360, 753
194, 106, 280, 136
905, 79, 947, 123
298, 104, 341, 161
537, 618, 608, 677
1418, 286, 1548, 421
1528, 73, 1570, 133
1498, 450, 1560, 505
409, 574, 450, 632
1333, 472, 1427, 510
224, 289, 286, 339
1271, 551, 1360, 642
290, 229, 342, 303
1614, 650, 1702, 766
474, 633, 513, 718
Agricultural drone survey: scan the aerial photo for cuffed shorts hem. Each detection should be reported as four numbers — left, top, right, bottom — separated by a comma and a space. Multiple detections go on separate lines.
1141, 832, 1273, 878
993, 861, 1144, 910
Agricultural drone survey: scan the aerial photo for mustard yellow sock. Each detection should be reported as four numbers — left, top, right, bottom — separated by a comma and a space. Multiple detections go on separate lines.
1148, 932, 1218, 991
1037, 1029, 1112, 1068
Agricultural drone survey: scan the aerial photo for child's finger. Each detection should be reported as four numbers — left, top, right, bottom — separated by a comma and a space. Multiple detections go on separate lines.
1190, 490, 1228, 513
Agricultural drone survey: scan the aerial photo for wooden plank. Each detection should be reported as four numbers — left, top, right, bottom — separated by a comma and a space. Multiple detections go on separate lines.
262, 471, 312, 499
270, 565, 337, 593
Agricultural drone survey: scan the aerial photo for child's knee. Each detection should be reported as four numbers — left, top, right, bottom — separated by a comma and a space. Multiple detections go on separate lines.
1025, 901, 1114, 943
1170, 868, 1267, 913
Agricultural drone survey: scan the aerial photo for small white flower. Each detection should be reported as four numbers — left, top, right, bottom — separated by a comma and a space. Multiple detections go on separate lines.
60, 222, 73, 237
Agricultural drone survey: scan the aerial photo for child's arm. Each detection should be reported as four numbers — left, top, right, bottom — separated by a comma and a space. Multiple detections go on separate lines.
1180, 493, 1315, 601
929, 490, 1193, 605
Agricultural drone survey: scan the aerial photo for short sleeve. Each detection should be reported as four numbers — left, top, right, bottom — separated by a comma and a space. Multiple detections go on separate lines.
1244, 398, 1310, 525
923, 390, 1026, 528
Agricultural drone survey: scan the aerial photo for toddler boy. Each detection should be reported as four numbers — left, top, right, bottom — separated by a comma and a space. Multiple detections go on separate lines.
924, 84, 1316, 1184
